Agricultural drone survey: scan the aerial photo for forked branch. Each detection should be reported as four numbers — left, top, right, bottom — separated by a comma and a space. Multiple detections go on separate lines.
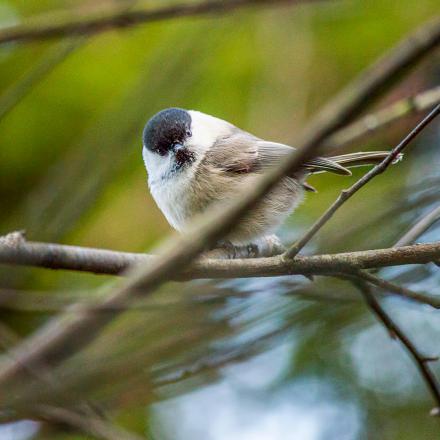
351, 277, 440, 416
285, 104, 440, 257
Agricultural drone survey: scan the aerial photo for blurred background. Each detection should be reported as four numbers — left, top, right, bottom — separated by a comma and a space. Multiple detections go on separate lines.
0, 0, 439, 439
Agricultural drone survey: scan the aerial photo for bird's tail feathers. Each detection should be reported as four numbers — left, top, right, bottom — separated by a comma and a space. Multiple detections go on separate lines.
306, 151, 403, 176
329, 151, 403, 169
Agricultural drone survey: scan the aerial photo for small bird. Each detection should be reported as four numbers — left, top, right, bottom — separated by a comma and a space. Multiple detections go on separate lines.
142, 108, 400, 245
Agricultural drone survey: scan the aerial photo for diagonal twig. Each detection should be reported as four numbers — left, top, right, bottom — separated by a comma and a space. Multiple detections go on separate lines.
333, 269, 440, 309
285, 104, 440, 258
34, 405, 145, 440
350, 277, 440, 416
394, 204, 440, 247
327, 86, 440, 150
0, 310, 123, 439
347, 270, 440, 309
0, 0, 140, 124
0, 40, 81, 123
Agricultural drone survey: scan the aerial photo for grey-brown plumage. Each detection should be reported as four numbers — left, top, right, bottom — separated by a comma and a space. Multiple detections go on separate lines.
189, 132, 392, 242
142, 108, 401, 244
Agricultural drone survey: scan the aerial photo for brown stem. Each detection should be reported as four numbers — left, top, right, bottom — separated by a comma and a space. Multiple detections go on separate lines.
34, 405, 145, 440
0, 235, 439, 307
394, 204, 440, 247
351, 277, 440, 416
327, 86, 440, 150
285, 104, 440, 258
348, 270, 440, 309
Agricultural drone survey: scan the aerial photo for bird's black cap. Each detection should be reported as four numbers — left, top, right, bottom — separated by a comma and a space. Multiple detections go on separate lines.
143, 108, 192, 156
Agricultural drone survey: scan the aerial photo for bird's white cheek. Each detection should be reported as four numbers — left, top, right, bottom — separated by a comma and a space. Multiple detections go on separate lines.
142, 146, 195, 231
142, 147, 173, 184
149, 176, 189, 231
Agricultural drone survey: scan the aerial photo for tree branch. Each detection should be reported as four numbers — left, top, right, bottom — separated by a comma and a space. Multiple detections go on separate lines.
0, 0, 318, 46
0, 0, 139, 124
0, 235, 438, 277
34, 405, 146, 440
326, 86, 440, 150
0, 40, 80, 123
0, 235, 439, 307
285, 103, 440, 258
351, 277, 440, 416
341, 269, 440, 310
0, 17, 437, 390
394, 204, 440, 247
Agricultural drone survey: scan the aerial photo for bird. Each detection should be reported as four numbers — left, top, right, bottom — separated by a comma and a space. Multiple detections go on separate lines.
142, 107, 401, 246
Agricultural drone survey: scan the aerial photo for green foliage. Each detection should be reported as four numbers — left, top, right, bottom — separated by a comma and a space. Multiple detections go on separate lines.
0, 1, 439, 439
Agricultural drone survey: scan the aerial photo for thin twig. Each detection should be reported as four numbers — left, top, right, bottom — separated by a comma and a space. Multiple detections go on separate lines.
0, 0, 139, 124
327, 86, 440, 150
0, 40, 81, 123
0, 18, 437, 389
35, 405, 145, 440
285, 104, 440, 258
394, 204, 440, 247
155, 323, 292, 387
348, 270, 440, 309
0, 0, 318, 46
0, 324, 120, 439
0, 287, 243, 312
323, 177, 440, 248
351, 277, 440, 416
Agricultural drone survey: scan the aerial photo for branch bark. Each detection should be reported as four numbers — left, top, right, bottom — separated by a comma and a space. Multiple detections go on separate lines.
326, 86, 440, 150
34, 405, 146, 440
0, 236, 439, 307
0, 235, 438, 277
351, 277, 440, 416
0, 1, 139, 124
340, 269, 440, 310
285, 104, 440, 257
394, 204, 440, 247
0, 17, 438, 391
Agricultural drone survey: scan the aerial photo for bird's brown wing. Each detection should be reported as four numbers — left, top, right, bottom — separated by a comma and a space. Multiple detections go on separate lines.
257, 141, 351, 175
206, 133, 350, 176
203, 132, 260, 174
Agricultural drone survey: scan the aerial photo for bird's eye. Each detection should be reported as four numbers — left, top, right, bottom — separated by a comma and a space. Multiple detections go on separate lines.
186, 129, 192, 137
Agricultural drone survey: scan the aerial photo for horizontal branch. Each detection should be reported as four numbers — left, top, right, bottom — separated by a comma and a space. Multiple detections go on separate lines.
0, 0, 316, 46
1, 236, 439, 279
1, 237, 439, 310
